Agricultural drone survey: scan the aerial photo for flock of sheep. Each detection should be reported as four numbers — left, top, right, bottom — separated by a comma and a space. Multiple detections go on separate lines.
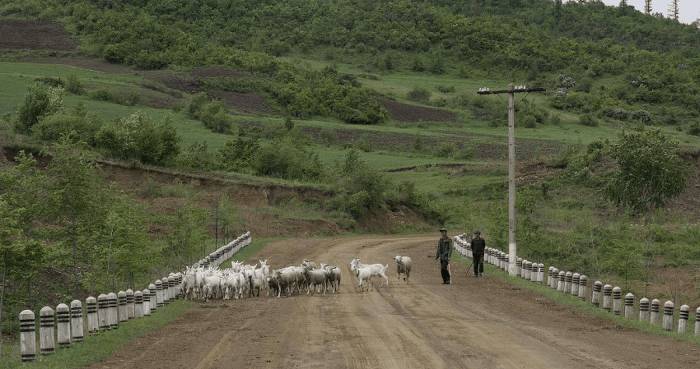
181, 255, 413, 300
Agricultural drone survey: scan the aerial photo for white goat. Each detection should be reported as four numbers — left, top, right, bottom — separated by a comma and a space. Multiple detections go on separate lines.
394, 255, 412, 282
350, 258, 389, 291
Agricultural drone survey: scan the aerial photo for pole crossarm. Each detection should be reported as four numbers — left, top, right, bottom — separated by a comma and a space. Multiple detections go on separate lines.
477, 87, 545, 95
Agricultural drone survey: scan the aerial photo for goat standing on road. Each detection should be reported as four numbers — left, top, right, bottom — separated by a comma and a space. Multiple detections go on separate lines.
394, 256, 412, 282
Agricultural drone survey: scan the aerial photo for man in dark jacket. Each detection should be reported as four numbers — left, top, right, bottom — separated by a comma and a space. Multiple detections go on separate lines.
435, 228, 453, 284
470, 231, 486, 277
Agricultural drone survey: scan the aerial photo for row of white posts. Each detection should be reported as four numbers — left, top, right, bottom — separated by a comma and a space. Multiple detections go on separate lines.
453, 235, 700, 337
18, 231, 252, 362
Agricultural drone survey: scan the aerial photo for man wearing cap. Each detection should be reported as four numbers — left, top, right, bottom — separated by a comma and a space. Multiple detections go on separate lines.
435, 228, 453, 284
471, 231, 486, 277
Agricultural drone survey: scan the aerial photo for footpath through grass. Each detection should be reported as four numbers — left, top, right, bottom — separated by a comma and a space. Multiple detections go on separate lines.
454, 255, 700, 346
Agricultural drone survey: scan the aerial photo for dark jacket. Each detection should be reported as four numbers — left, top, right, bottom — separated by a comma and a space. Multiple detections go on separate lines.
436, 237, 453, 262
471, 236, 486, 255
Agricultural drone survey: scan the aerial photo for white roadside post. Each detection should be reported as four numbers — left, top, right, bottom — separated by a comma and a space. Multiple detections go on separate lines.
142, 289, 151, 316
39, 306, 55, 355
571, 273, 580, 296
557, 271, 566, 292
97, 294, 108, 331
695, 307, 700, 336
624, 293, 635, 319
70, 300, 84, 343
678, 305, 689, 334
612, 287, 622, 316
564, 272, 572, 293
148, 283, 157, 312
155, 280, 164, 308
551, 268, 559, 289
578, 275, 588, 301
19, 310, 37, 362
650, 299, 661, 326
639, 298, 650, 322
134, 291, 144, 318
86, 296, 98, 334
56, 303, 71, 348
547, 267, 553, 286
162, 277, 170, 304
662, 300, 674, 331
126, 289, 135, 319
118, 291, 127, 322
108, 292, 118, 329
602, 284, 613, 312
538, 264, 544, 283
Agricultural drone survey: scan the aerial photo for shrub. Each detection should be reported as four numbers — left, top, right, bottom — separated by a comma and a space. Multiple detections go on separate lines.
94, 112, 180, 165
522, 114, 537, 128
606, 130, 688, 213
578, 114, 598, 127
332, 150, 389, 218
16, 84, 64, 133
89, 89, 113, 102
407, 87, 431, 103
218, 136, 260, 172
436, 85, 455, 93
32, 113, 99, 143
65, 74, 84, 95
252, 139, 323, 181
435, 142, 457, 158
177, 142, 218, 170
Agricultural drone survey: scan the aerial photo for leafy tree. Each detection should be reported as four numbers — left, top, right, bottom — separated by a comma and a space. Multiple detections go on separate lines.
606, 130, 688, 213
16, 84, 63, 133
95, 112, 180, 165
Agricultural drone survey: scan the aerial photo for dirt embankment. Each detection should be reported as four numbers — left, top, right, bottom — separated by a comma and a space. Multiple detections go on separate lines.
381, 98, 457, 123
87, 236, 699, 369
0, 19, 77, 51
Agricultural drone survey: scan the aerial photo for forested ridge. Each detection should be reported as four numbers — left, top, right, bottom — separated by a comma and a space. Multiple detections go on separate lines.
1, 0, 699, 126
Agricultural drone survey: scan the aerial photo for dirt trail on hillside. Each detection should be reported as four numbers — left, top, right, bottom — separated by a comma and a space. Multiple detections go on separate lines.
87, 237, 698, 369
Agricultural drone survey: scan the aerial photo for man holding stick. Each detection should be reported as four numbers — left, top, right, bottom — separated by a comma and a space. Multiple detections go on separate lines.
435, 228, 453, 284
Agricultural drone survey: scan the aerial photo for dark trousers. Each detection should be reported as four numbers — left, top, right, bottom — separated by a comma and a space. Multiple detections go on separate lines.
473, 253, 484, 276
440, 260, 450, 283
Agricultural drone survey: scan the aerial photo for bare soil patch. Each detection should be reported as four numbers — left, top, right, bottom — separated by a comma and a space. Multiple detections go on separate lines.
0, 19, 77, 51
209, 90, 274, 114
18, 56, 134, 74
190, 66, 245, 79
382, 99, 457, 122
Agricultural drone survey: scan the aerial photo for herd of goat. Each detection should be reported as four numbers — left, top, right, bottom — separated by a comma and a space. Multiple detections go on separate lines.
182, 255, 413, 300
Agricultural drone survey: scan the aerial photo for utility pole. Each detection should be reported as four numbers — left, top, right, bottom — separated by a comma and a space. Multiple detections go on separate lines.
477, 84, 545, 276
644, 0, 652, 14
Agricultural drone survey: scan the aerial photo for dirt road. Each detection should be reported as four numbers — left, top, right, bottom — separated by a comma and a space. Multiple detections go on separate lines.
89, 236, 698, 369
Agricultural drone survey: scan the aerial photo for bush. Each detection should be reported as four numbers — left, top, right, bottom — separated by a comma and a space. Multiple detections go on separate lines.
578, 114, 598, 127
94, 112, 180, 165
252, 139, 323, 181
522, 114, 537, 128
177, 142, 218, 170
436, 85, 455, 93
65, 74, 84, 95
32, 113, 99, 143
435, 142, 457, 158
407, 87, 431, 103
16, 84, 64, 133
606, 130, 688, 213
332, 150, 389, 218
89, 89, 113, 102
218, 136, 260, 172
